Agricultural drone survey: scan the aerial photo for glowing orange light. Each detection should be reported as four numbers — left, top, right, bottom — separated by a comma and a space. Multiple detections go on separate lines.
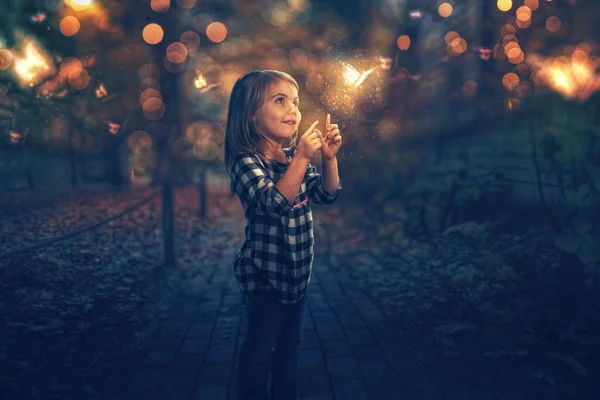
64, 0, 94, 11
11, 37, 56, 87
143, 23, 164, 45
536, 52, 600, 101
546, 16, 561, 32
95, 83, 107, 98
206, 22, 227, 43
438, 3, 453, 18
60, 16, 80, 36
150, 0, 170, 12
0, 49, 13, 70
397, 35, 411, 50
524, 0, 539, 11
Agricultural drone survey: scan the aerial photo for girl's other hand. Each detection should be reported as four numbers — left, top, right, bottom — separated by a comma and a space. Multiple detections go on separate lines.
296, 120, 322, 161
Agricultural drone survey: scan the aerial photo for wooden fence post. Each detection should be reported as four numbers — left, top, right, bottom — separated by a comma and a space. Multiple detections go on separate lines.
162, 180, 176, 267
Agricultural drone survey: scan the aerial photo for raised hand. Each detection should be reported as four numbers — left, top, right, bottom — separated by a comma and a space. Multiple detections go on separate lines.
296, 120, 322, 161
319, 114, 342, 160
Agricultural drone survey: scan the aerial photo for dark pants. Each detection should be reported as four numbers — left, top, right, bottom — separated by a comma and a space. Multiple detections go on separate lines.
237, 290, 308, 400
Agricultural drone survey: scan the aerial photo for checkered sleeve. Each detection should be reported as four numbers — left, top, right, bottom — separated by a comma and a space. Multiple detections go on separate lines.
305, 163, 342, 204
231, 153, 293, 216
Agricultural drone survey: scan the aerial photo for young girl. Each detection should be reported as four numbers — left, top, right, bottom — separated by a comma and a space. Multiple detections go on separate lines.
224, 70, 343, 400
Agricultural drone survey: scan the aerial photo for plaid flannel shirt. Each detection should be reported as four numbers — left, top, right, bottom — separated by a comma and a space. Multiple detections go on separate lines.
230, 147, 342, 304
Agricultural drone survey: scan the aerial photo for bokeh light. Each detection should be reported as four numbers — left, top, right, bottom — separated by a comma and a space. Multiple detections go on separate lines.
59, 57, 83, 78
193, 13, 213, 32
516, 6, 531, 22
445, 31, 460, 46
166, 42, 188, 64
142, 97, 166, 120
180, 31, 201, 52
150, 0, 170, 12
438, 3, 453, 18
289, 48, 308, 70
497, 0, 512, 12
139, 63, 160, 80
524, 0, 539, 11
64, 0, 94, 11
143, 23, 164, 45
60, 16, 81, 36
546, 16, 561, 32
502, 72, 520, 90
0, 49, 13, 70
177, 0, 196, 9
461, 80, 478, 97
68, 69, 90, 90
206, 22, 227, 43
397, 35, 410, 51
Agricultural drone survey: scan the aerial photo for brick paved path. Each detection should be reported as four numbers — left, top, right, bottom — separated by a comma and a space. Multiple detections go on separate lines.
119, 255, 599, 400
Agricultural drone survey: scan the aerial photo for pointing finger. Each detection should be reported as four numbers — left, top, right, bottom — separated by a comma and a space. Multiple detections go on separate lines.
308, 120, 320, 133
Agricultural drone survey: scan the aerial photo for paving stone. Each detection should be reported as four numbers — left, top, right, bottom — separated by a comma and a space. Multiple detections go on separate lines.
144, 345, 179, 366
300, 395, 334, 400
299, 329, 321, 350
368, 385, 410, 400
170, 300, 199, 319
181, 337, 211, 354
215, 316, 240, 330
345, 328, 376, 346
228, 372, 238, 400
187, 322, 214, 338
197, 363, 233, 386
359, 361, 400, 386
299, 367, 333, 397
321, 339, 352, 358
468, 359, 562, 400
326, 357, 363, 379
121, 387, 159, 400
211, 328, 238, 346
192, 312, 219, 325
331, 379, 370, 400
314, 322, 345, 340
192, 385, 228, 400
337, 312, 366, 328
383, 348, 423, 376
159, 374, 197, 400
352, 346, 387, 364
400, 371, 444, 400
219, 304, 242, 316
299, 348, 326, 369
127, 367, 168, 391
311, 311, 337, 324
169, 353, 204, 376
358, 309, 384, 323
205, 344, 237, 363
222, 294, 241, 305
162, 318, 191, 337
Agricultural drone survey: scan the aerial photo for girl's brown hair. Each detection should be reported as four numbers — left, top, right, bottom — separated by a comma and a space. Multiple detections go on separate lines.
224, 70, 300, 181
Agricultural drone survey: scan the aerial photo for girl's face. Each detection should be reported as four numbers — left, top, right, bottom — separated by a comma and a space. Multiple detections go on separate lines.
252, 79, 301, 145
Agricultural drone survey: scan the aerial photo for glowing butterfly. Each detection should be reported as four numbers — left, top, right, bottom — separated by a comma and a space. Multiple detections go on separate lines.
95, 83, 107, 98
340, 62, 376, 88
471, 46, 492, 60
409, 9, 422, 19
30, 12, 47, 23
107, 121, 120, 134
9, 131, 22, 144
9, 128, 28, 144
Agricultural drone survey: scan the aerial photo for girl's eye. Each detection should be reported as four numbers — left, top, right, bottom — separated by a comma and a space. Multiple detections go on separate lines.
275, 97, 284, 104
